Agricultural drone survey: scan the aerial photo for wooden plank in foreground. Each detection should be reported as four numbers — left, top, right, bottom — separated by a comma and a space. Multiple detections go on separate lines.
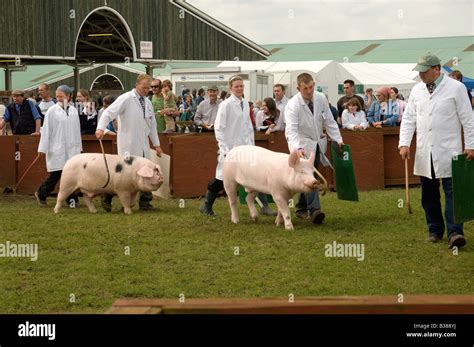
107, 296, 474, 314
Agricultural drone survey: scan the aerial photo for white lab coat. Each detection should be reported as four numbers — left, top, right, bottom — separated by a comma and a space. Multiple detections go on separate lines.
285, 91, 343, 166
214, 94, 255, 180
38, 103, 82, 172
399, 76, 474, 178
97, 89, 160, 159
342, 110, 369, 130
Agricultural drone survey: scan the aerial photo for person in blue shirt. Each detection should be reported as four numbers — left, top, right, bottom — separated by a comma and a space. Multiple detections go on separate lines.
0, 90, 42, 135
367, 86, 399, 127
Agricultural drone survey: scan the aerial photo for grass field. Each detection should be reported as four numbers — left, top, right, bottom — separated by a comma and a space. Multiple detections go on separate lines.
0, 188, 472, 314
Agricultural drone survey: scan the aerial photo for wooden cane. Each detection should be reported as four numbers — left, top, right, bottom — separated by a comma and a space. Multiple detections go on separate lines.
313, 167, 328, 196
405, 157, 413, 214
99, 138, 111, 189
15, 153, 41, 193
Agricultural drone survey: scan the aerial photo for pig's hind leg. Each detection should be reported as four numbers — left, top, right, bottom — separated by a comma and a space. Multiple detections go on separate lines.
82, 191, 97, 213
224, 179, 239, 224
54, 180, 78, 214
245, 189, 259, 222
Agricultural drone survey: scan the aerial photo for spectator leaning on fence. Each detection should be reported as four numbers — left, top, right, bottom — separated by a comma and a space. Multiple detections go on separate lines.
0, 89, 42, 135
363, 88, 374, 111
97, 95, 118, 134
255, 97, 281, 135
37, 83, 56, 117
194, 85, 221, 131
76, 89, 98, 135
274, 84, 288, 131
179, 94, 194, 121
342, 97, 368, 131
161, 80, 178, 133
390, 87, 407, 123
373, 86, 400, 127
337, 79, 365, 120
195, 88, 205, 106
150, 79, 166, 133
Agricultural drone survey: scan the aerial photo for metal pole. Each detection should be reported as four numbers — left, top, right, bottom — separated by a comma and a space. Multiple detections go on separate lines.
73, 65, 80, 94
5, 66, 12, 92
145, 64, 153, 77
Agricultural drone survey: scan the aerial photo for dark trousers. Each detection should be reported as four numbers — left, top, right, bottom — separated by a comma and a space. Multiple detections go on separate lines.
208, 178, 224, 193
102, 191, 152, 206
37, 170, 77, 203
296, 146, 322, 213
420, 160, 463, 238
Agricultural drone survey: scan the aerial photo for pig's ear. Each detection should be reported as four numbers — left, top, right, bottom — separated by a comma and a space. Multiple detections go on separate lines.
308, 151, 315, 165
288, 150, 300, 168
137, 165, 154, 178
155, 164, 163, 176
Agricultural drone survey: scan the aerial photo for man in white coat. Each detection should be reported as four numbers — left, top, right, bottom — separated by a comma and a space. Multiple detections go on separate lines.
36, 85, 82, 206
399, 53, 474, 249
285, 73, 344, 225
199, 75, 255, 216
96, 74, 163, 211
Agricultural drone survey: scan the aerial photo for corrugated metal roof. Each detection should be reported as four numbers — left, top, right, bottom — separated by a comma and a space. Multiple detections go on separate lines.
262, 36, 474, 74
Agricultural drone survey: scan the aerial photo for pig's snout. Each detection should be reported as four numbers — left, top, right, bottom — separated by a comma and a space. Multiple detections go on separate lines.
304, 178, 320, 191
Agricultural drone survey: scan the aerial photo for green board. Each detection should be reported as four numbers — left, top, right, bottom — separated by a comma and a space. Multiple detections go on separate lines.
452, 154, 474, 223
331, 143, 359, 202
238, 186, 274, 205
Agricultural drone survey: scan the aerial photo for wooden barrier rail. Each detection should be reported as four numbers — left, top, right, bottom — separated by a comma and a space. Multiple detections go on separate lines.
0, 129, 417, 197
107, 295, 474, 314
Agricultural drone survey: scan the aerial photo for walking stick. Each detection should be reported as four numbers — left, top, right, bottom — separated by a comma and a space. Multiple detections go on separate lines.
405, 157, 413, 214
313, 166, 328, 196
99, 138, 111, 189
15, 153, 41, 194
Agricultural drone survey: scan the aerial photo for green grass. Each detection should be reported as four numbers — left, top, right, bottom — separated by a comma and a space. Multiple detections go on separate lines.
0, 188, 472, 313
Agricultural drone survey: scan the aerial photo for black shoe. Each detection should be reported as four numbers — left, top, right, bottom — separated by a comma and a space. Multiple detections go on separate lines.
448, 234, 466, 249
34, 192, 47, 207
101, 195, 112, 212
295, 210, 309, 219
139, 203, 160, 211
427, 233, 442, 243
199, 190, 218, 216
310, 209, 325, 225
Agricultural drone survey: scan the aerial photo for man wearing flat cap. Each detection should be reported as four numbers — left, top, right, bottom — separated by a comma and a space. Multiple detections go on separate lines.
399, 53, 474, 249
0, 89, 42, 135
193, 85, 221, 132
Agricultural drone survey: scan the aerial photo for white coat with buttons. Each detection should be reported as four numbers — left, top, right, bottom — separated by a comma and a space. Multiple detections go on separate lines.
214, 94, 255, 180
285, 91, 343, 166
97, 89, 160, 159
399, 76, 474, 178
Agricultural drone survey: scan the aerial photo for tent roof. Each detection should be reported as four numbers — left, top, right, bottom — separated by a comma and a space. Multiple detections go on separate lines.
266, 60, 333, 73
338, 63, 417, 86
263, 36, 473, 74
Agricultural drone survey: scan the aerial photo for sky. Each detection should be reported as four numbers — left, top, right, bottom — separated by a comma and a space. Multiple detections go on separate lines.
188, 0, 474, 44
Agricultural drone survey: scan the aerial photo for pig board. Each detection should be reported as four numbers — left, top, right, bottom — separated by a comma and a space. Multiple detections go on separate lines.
151, 151, 171, 199
452, 154, 474, 223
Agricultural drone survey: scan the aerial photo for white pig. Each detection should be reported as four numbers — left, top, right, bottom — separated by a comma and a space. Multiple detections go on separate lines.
223, 145, 327, 230
54, 153, 163, 214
